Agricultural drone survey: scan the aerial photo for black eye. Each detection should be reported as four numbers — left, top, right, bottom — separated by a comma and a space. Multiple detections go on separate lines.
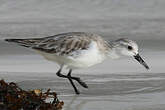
128, 46, 133, 50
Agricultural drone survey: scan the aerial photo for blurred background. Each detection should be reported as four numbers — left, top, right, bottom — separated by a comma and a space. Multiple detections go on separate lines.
0, 0, 165, 52
0, 0, 165, 40
0, 0, 165, 110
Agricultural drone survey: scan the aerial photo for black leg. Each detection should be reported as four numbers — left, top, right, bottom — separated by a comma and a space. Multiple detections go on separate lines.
56, 67, 67, 78
67, 70, 88, 88
56, 66, 88, 88
56, 66, 80, 94
67, 69, 80, 94
56, 66, 88, 94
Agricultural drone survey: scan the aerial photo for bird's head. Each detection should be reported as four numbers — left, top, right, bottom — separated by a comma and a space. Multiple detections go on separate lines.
111, 38, 149, 70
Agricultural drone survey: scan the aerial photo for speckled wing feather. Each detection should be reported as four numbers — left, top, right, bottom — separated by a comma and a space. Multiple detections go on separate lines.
5, 37, 45, 47
5, 32, 94, 56
33, 32, 92, 56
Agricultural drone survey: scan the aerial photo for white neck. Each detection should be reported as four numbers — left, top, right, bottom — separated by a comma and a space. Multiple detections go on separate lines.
107, 49, 120, 59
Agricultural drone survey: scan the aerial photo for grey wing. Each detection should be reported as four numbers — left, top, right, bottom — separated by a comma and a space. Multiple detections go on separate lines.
32, 35, 92, 56
5, 32, 93, 56
5, 38, 45, 47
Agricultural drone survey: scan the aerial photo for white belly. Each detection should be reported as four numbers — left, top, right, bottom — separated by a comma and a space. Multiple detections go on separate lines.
66, 42, 106, 69
36, 41, 107, 69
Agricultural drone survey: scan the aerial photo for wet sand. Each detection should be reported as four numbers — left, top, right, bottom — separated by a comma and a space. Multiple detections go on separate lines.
0, 41, 165, 110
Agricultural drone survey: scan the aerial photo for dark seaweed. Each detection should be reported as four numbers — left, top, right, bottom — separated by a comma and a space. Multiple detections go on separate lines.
0, 80, 64, 110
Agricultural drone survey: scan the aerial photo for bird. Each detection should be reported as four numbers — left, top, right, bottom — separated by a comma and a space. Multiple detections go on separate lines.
5, 32, 149, 94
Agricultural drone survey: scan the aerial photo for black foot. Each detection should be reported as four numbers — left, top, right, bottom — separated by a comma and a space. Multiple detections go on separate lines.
75, 90, 80, 95
76, 78, 88, 88
67, 75, 88, 88
56, 68, 87, 94
68, 78, 80, 95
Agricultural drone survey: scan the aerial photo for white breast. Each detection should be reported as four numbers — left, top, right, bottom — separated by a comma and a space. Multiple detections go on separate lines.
66, 41, 107, 69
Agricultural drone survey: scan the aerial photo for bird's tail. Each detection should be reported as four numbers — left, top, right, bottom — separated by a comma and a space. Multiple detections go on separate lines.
5, 38, 41, 48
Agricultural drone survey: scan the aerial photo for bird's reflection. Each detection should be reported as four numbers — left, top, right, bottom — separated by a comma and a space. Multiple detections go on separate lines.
64, 95, 87, 110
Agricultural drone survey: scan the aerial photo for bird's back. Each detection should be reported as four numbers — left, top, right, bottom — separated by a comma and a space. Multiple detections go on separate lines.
5, 32, 111, 56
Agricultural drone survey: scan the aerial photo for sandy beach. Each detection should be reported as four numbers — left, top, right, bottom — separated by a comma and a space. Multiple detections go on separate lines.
0, 40, 165, 110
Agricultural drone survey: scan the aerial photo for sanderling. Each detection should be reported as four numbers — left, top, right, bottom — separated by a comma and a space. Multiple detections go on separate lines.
5, 32, 149, 94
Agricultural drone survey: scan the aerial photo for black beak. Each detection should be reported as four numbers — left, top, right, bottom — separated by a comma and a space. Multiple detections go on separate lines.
134, 54, 149, 70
